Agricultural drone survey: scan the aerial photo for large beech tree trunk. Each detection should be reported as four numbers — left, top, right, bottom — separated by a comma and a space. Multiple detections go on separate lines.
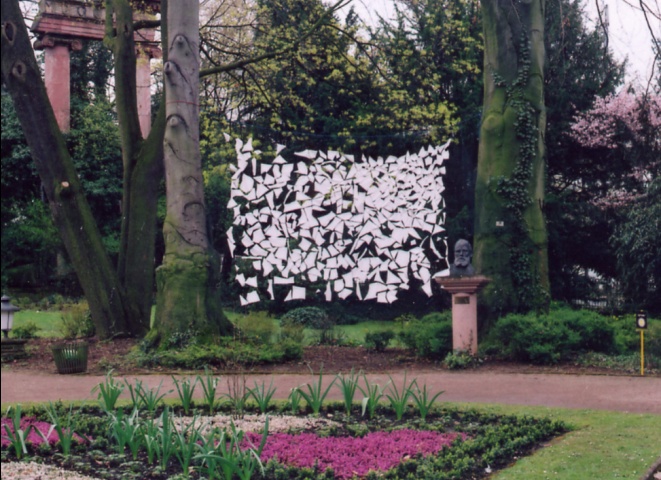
474, 0, 550, 317
152, 0, 232, 346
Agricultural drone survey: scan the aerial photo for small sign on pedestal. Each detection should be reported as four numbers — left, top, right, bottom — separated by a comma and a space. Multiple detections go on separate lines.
434, 275, 490, 355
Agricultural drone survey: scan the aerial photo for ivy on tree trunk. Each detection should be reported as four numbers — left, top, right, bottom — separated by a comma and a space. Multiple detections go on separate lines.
474, 0, 550, 317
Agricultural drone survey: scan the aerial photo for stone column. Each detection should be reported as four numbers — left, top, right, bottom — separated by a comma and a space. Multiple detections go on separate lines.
35, 36, 82, 133
434, 276, 490, 355
136, 47, 152, 138
45, 43, 71, 132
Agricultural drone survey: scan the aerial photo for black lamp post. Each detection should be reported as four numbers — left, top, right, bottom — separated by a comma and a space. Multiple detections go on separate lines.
1, 295, 20, 339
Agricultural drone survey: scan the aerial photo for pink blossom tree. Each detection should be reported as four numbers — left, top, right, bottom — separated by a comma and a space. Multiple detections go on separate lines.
570, 89, 660, 311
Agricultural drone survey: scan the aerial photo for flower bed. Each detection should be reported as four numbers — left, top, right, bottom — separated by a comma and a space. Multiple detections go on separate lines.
1, 418, 87, 448
245, 430, 467, 479
1, 372, 568, 479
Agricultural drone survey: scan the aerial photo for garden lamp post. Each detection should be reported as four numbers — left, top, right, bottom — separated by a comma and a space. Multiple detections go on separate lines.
1, 295, 20, 339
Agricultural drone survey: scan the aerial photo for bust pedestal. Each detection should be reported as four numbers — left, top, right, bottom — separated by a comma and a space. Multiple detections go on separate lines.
434, 275, 490, 355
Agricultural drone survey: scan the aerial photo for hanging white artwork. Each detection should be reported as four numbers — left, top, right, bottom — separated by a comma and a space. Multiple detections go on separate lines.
227, 137, 450, 304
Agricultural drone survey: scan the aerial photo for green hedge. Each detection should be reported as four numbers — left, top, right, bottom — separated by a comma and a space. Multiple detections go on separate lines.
280, 307, 333, 330
490, 307, 653, 364
398, 312, 452, 360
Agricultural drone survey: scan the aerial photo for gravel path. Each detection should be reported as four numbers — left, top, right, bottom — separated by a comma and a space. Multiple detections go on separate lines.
2, 369, 660, 414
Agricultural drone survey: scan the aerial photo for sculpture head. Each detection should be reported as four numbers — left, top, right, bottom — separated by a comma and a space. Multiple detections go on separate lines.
450, 239, 475, 276
453, 239, 473, 268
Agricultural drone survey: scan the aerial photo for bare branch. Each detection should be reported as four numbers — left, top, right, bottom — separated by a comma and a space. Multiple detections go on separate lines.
199, 0, 352, 78
134, 19, 161, 30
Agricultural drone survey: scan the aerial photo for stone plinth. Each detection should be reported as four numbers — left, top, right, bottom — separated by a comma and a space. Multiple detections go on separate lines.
434, 275, 490, 355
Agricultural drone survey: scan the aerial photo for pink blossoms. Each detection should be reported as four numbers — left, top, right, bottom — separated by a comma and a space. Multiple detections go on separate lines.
244, 429, 465, 479
1, 417, 86, 447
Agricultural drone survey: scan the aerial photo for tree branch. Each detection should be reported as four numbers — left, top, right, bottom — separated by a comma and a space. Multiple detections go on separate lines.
199, 0, 352, 78
134, 19, 161, 30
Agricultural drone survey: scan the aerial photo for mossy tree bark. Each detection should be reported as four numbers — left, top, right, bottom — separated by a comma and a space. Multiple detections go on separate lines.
1, 0, 132, 338
474, 0, 550, 317
104, 0, 164, 336
152, 0, 232, 347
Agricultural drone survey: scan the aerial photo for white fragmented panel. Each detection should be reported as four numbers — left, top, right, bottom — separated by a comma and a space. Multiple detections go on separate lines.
226, 138, 450, 303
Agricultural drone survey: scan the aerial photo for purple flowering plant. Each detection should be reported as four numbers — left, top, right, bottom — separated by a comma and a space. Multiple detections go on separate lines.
1, 417, 87, 448
243, 429, 466, 479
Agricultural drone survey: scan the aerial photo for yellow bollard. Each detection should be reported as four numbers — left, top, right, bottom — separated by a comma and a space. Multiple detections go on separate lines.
640, 330, 645, 377
636, 311, 648, 377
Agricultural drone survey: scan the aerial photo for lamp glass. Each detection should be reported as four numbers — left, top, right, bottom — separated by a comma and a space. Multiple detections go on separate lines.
1, 311, 11, 331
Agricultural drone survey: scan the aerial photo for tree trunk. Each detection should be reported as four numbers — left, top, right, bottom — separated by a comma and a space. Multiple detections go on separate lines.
1, 0, 132, 338
474, 0, 550, 317
152, 0, 232, 346
106, 0, 163, 336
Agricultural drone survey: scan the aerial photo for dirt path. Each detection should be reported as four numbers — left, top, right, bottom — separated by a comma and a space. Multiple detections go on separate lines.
2, 369, 659, 414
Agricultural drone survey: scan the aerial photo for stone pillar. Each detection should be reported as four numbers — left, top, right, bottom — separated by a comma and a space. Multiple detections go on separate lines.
45, 44, 71, 132
434, 276, 490, 355
136, 47, 152, 138
35, 36, 82, 133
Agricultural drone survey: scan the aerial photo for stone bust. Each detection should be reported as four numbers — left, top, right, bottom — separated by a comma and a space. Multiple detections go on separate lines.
449, 239, 475, 277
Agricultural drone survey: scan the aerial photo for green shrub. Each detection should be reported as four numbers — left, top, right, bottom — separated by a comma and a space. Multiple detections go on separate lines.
164, 328, 199, 349
493, 313, 579, 364
554, 308, 618, 354
320, 303, 363, 325
645, 320, 661, 358
394, 313, 417, 329
279, 323, 306, 344
398, 313, 452, 360
134, 338, 303, 370
444, 351, 482, 369
492, 308, 624, 364
39, 294, 72, 311
311, 326, 347, 346
364, 330, 395, 352
611, 314, 661, 354
281, 306, 333, 330
11, 321, 41, 339
13, 297, 35, 310
235, 310, 275, 344
59, 302, 95, 339
420, 311, 452, 324
278, 338, 304, 360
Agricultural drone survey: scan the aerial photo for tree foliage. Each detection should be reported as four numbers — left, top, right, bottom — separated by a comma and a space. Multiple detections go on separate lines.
198, 0, 478, 157
569, 90, 660, 312
543, 0, 625, 301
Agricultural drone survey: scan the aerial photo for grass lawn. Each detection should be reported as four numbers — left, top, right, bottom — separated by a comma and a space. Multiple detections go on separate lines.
11, 308, 406, 349
466, 403, 661, 480
335, 321, 403, 346
12, 311, 63, 338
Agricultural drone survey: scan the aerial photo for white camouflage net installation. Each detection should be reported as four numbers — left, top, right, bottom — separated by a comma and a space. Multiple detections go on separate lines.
226, 136, 450, 305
